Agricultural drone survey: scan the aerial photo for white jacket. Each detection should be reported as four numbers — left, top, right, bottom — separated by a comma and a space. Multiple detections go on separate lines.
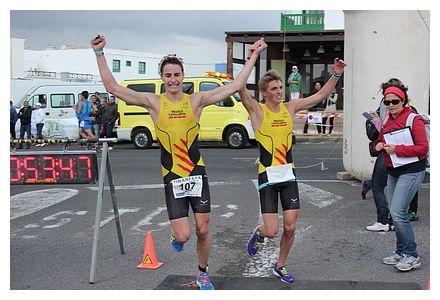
32, 108, 45, 124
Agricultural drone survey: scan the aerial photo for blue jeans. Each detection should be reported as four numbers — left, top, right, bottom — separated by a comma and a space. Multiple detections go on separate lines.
387, 170, 425, 257
371, 153, 392, 225
19, 123, 32, 148
36, 123, 44, 139
104, 122, 114, 138
20, 124, 32, 139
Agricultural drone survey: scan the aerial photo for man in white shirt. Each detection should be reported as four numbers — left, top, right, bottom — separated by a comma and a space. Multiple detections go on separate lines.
33, 102, 46, 146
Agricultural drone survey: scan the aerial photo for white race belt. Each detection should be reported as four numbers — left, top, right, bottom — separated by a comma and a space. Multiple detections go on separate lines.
266, 164, 296, 184
171, 175, 203, 199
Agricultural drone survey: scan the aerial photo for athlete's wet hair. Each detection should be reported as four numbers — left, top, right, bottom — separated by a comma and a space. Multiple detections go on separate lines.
258, 70, 282, 92
159, 54, 184, 76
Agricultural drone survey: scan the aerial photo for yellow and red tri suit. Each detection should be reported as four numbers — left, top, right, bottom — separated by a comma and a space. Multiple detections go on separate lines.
155, 94, 210, 219
255, 103, 299, 212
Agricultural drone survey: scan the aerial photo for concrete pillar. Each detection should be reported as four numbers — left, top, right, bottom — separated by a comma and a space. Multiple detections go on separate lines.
343, 10, 430, 179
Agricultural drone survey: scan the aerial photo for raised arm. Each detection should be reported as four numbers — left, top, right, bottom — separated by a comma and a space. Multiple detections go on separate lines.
287, 58, 346, 114
194, 38, 268, 108
238, 87, 263, 131
91, 35, 158, 110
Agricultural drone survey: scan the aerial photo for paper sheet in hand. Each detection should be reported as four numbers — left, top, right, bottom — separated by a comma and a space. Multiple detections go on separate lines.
383, 126, 419, 167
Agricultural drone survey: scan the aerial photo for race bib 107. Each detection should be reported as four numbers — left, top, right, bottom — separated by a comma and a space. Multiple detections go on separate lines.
171, 175, 203, 199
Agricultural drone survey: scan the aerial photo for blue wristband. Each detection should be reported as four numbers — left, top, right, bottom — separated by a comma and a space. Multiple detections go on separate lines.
94, 50, 104, 56
331, 72, 341, 80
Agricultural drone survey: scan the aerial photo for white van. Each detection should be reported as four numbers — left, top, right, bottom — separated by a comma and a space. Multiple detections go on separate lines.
14, 84, 108, 139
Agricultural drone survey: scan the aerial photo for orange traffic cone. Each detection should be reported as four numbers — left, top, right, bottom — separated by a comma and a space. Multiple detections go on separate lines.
137, 231, 163, 270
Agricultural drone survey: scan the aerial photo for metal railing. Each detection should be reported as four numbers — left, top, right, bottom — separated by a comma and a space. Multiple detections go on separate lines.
26, 70, 95, 82
281, 13, 325, 31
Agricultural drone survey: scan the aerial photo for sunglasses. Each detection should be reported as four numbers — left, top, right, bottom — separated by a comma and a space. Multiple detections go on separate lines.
383, 99, 402, 106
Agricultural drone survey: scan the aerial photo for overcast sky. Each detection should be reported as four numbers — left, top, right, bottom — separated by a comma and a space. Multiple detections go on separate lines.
10, 10, 344, 64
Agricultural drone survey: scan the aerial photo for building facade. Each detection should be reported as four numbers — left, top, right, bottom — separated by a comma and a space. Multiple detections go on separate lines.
10, 38, 219, 102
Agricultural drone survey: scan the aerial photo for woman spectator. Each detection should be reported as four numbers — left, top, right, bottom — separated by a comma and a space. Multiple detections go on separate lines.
375, 79, 428, 272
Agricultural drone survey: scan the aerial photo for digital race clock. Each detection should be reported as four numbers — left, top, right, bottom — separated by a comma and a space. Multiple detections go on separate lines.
10, 150, 98, 184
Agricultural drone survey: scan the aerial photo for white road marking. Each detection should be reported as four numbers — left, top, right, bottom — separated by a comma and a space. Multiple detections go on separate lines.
131, 206, 168, 232
98, 208, 140, 228
10, 188, 79, 220
243, 181, 320, 277
24, 223, 40, 229
221, 204, 238, 218
243, 180, 274, 277
21, 235, 38, 239
220, 212, 234, 218
242, 225, 313, 277
87, 183, 164, 191
314, 158, 343, 160
300, 179, 356, 183
42, 210, 88, 229
210, 181, 242, 186
299, 183, 343, 208
87, 181, 242, 191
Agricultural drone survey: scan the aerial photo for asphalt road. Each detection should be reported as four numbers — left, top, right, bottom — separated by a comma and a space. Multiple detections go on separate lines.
10, 139, 430, 290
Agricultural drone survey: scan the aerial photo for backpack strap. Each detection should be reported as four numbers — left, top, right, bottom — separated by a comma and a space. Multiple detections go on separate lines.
406, 112, 417, 129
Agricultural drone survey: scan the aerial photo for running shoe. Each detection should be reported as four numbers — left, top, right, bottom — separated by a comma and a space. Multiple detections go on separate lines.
383, 252, 402, 265
360, 180, 371, 199
395, 255, 421, 272
196, 272, 215, 290
366, 222, 390, 232
170, 234, 184, 252
273, 265, 295, 283
247, 225, 264, 256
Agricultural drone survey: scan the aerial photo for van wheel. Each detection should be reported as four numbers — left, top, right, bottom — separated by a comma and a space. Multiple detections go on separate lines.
225, 126, 248, 149
132, 128, 153, 149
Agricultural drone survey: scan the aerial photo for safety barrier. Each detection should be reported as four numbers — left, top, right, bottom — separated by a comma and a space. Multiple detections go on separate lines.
294, 110, 344, 127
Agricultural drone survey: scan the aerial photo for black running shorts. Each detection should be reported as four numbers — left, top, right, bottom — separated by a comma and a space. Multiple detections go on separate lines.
163, 173, 211, 220
258, 171, 300, 213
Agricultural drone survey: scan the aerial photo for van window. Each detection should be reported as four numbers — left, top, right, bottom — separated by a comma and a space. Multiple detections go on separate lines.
51, 94, 75, 108
77, 92, 109, 102
29, 94, 47, 108
223, 81, 242, 102
127, 83, 156, 93
200, 82, 234, 107
161, 82, 194, 94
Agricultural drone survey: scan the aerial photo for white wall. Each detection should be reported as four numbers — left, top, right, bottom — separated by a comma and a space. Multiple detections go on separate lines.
24, 48, 164, 82
343, 10, 430, 179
